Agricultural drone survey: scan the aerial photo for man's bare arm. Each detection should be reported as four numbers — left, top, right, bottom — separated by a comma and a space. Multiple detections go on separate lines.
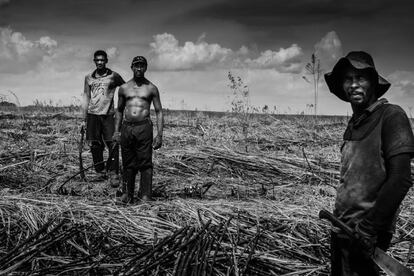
152, 85, 163, 150
114, 86, 125, 132
82, 77, 91, 122
152, 86, 164, 137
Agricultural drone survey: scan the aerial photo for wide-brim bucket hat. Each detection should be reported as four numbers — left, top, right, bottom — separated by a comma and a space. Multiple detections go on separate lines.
324, 51, 391, 102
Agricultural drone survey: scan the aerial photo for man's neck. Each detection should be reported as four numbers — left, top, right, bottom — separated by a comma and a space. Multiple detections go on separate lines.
96, 68, 108, 76
352, 106, 366, 118
134, 76, 146, 86
352, 98, 388, 119
351, 98, 378, 117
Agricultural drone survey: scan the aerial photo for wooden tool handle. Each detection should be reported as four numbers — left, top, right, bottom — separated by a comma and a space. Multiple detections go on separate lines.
319, 209, 354, 238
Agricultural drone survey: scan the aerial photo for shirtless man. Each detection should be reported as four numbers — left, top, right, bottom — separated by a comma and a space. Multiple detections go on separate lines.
113, 56, 163, 203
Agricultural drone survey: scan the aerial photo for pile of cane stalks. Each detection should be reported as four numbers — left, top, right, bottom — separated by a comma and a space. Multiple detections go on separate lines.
0, 195, 331, 276
1, 193, 414, 275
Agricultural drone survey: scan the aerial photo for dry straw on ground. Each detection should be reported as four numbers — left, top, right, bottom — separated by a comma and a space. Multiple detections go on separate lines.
1, 110, 414, 275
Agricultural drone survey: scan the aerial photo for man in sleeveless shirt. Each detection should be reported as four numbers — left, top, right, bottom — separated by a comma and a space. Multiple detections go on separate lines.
324, 51, 414, 275
83, 50, 125, 183
113, 56, 164, 204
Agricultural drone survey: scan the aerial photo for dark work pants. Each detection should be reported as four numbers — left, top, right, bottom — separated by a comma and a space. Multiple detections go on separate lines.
120, 119, 153, 197
330, 231, 393, 276
86, 114, 119, 173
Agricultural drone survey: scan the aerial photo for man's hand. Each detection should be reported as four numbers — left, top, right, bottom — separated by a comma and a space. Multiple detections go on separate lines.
112, 131, 121, 144
353, 221, 377, 257
153, 135, 162, 150
79, 114, 87, 131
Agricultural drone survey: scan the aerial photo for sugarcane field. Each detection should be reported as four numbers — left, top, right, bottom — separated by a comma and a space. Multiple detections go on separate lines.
0, 105, 413, 276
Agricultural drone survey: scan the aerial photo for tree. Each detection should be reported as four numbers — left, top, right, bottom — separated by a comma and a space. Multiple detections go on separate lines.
303, 53, 322, 116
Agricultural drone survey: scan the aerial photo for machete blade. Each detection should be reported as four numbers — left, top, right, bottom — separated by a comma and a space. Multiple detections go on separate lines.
319, 209, 414, 276
373, 248, 414, 276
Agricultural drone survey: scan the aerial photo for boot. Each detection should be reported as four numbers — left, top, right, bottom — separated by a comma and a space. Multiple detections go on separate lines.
90, 142, 105, 173
106, 142, 119, 173
127, 174, 136, 203
116, 177, 132, 204
139, 168, 153, 201
116, 170, 136, 205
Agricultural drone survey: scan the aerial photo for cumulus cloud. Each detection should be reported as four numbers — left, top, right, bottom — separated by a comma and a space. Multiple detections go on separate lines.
237, 46, 249, 56
245, 44, 303, 73
38, 36, 58, 53
0, 27, 102, 74
150, 33, 232, 70
149, 33, 304, 73
387, 71, 414, 96
106, 47, 120, 59
39, 46, 92, 73
0, 27, 57, 73
314, 31, 343, 72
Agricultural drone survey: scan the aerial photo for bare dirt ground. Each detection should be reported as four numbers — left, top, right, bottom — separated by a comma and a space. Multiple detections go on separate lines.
1, 109, 413, 275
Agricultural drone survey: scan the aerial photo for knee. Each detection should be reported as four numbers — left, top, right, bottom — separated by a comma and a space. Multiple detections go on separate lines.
123, 162, 138, 174
124, 167, 138, 176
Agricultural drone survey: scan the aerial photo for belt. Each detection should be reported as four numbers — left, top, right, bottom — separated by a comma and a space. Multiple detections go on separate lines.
123, 118, 151, 126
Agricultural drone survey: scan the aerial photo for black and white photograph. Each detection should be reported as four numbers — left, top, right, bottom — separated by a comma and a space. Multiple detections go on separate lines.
1, 0, 414, 275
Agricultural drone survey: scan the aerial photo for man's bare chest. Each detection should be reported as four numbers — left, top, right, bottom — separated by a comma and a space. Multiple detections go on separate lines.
125, 85, 152, 102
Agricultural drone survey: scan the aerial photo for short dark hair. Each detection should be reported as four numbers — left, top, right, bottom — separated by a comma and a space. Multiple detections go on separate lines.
94, 50, 108, 60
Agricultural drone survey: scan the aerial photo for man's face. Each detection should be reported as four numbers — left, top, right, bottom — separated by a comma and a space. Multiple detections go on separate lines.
342, 67, 376, 108
131, 63, 147, 78
94, 55, 107, 70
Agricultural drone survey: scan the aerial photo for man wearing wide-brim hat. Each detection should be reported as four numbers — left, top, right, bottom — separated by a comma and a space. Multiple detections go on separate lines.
324, 51, 414, 275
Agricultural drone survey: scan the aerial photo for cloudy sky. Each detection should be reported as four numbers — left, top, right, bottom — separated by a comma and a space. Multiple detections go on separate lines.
1, 0, 414, 115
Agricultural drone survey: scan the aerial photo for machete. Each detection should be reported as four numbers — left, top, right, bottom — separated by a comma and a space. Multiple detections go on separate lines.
319, 209, 414, 276
78, 125, 86, 180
